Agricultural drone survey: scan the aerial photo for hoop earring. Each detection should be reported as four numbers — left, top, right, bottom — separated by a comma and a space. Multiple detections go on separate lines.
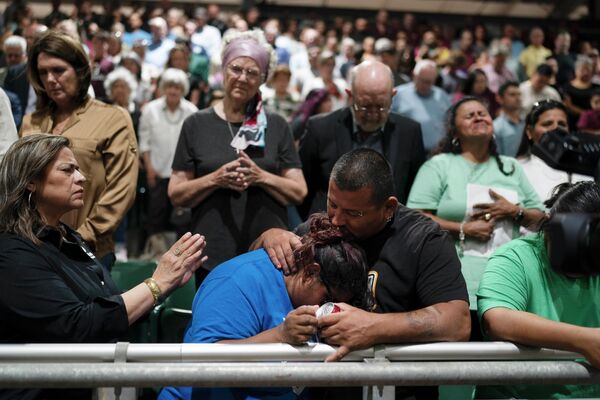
28, 192, 35, 210
451, 137, 460, 150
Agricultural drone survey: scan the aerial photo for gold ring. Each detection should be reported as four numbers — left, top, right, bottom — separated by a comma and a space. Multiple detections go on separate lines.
485, 213, 491, 221
173, 247, 182, 256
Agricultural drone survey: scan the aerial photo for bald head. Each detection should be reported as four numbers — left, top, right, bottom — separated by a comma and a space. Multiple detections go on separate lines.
348, 60, 395, 133
350, 60, 394, 96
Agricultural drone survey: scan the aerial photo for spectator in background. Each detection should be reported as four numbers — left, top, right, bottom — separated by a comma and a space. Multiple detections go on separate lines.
336, 37, 356, 80
90, 30, 114, 102
519, 27, 551, 79
502, 24, 524, 61
263, 19, 290, 66
577, 87, 600, 134
453, 68, 500, 117
104, 67, 140, 132
482, 43, 515, 95
122, 11, 151, 48
168, 30, 307, 282
299, 60, 424, 217
291, 45, 320, 95
301, 50, 347, 111
476, 181, 600, 399
289, 27, 321, 87
21, 31, 138, 269
452, 28, 475, 68
392, 59, 452, 153
290, 88, 331, 143
119, 51, 153, 108
2, 32, 38, 117
261, 64, 299, 121
553, 31, 575, 87
139, 68, 197, 242
440, 51, 468, 95
494, 81, 525, 157
0, 87, 18, 160
415, 30, 450, 65
516, 99, 591, 202
562, 55, 599, 129
1, 34, 26, 70
206, 4, 227, 36
376, 37, 409, 86
472, 24, 489, 59
43, 0, 68, 28
190, 7, 222, 62
145, 17, 175, 72
519, 63, 561, 113
371, 9, 396, 40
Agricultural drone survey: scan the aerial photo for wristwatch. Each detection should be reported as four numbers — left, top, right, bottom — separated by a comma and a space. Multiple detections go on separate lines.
514, 207, 525, 223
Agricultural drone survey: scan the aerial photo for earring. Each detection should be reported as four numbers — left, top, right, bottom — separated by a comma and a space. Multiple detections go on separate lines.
386, 215, 392, 223
28, 192, 35, 210
451, 137, 459, 148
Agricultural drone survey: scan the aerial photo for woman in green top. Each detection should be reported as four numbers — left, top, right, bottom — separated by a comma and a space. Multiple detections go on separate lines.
477, 181, 600, 399
407, 97, 546, 310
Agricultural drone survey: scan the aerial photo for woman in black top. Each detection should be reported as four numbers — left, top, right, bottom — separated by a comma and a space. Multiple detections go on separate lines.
0, 134, 207, 399
169, 30, 307, 283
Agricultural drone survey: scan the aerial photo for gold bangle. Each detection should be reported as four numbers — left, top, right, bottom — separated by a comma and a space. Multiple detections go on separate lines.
144, 277, 162, 305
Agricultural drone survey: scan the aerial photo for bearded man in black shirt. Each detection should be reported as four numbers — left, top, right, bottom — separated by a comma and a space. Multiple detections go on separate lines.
252, 148, 470, 399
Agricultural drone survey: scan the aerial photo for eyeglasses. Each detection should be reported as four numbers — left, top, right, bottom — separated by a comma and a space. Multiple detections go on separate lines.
227, 64, 262, 81
352, 103, 391, 115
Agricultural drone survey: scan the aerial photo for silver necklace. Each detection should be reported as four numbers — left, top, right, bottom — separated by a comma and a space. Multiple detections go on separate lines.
226, 121, 237, 140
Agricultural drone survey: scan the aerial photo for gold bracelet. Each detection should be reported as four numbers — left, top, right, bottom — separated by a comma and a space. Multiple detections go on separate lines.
144, 277, 162, 305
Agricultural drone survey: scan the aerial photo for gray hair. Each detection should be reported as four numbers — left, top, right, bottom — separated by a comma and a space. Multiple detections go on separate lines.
159, 68, 190, 95
104, 67, 138, 101
0, 134, 70, 245
575, 55, 594, 70
221, 29, 278, 82
413, 59, 438, 76
3, 35, 26, 52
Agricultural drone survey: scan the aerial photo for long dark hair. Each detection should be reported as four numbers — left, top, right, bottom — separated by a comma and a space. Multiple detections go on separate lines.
433, 96, 514, 176
516, 99, 568, 158
293, 213, 372, 309
291, 88, 331, 124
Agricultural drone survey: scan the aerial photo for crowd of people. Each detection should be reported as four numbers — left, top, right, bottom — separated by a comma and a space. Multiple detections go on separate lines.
0, 2, 600, 399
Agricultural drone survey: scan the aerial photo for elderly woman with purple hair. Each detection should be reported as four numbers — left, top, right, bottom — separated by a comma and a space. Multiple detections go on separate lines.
168, 30, 307, 285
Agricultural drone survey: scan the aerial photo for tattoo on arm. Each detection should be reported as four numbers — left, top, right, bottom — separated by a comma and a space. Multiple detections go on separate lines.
405, 308, 439, 338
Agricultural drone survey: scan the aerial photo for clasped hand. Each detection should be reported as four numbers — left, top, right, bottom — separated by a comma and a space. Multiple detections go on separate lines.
215, 151, 264, 192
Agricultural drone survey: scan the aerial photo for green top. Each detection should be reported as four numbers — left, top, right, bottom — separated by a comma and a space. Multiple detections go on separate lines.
476, 234, 600, 399
407, 153, 543, 306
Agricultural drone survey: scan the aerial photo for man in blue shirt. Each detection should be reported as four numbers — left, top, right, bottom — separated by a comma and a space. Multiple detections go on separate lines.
392, 59, 451, 153
493, 81, 525, 157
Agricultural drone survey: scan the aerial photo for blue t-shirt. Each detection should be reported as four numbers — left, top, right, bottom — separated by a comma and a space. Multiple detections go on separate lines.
159, 249, 297, 400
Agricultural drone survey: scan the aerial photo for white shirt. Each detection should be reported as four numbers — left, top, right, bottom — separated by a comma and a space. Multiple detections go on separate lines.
0, 88, 18, 161
191, 25, 222, 60
138, 97, 198, 178
519, 154, 593, 204
519, 80, 562, 114
301, 77, 348, 111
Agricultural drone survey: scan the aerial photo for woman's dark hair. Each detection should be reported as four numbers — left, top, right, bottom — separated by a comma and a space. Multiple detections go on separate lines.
433, 96, 514, 176
291, 88, 331, 124
293, 213, 372, 309
461, 68, 487, 96
516, 99, 568, 158
0, 134, 71, 245
27, 30, 91, 117
544, 181, 600, 218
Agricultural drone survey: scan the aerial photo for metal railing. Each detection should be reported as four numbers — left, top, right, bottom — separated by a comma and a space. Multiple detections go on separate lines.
0, 342, 598, 388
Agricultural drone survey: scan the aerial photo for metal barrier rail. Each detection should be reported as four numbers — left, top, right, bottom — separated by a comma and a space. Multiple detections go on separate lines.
0, 342, 582, 362
0, 361, 598, 387
0, 342, 598, 388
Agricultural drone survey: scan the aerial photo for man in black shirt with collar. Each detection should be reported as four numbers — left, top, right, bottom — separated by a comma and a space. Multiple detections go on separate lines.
252, 149, 469, 399
298, 60, 425, 219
